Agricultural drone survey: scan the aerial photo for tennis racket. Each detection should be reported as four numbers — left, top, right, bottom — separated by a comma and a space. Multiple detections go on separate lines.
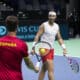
65, 55, 79, 73
32, 41, 52, 67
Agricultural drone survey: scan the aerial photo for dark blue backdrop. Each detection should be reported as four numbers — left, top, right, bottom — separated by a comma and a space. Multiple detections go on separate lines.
0, 24, 69, 41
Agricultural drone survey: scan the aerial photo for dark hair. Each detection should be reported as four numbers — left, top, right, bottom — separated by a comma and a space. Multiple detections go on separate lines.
5, 16, 18, 32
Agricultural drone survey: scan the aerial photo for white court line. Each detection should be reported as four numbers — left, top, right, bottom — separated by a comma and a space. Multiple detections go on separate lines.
55, 53, 80, 58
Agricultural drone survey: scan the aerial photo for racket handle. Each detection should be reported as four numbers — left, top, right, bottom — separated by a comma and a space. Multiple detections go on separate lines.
35, 62, 40, 68
35, 54, 41, 62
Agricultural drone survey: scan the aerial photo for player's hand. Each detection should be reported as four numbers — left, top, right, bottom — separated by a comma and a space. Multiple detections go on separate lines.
31, 47, 35, 55
63, 49, 67, 56
34, 67, 39, 73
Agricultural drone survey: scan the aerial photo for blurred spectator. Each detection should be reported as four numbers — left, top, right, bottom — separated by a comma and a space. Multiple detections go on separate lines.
67, 9, 80, 38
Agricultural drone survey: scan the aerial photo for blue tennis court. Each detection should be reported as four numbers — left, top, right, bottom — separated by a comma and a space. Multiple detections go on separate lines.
22, 39, 80, 80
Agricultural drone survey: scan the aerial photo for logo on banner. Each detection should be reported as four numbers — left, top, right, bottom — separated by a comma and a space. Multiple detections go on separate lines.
0, 26, 7, 36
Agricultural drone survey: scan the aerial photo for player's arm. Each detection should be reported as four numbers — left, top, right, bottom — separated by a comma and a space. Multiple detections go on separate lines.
23, 43, 39, 72
34, 23, 44, 42
24, 57, 39, 72
56, 30, 67, 55
32, 24, 44, 53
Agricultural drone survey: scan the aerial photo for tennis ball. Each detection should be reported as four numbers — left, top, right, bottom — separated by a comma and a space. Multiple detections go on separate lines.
39, 48, 46, 55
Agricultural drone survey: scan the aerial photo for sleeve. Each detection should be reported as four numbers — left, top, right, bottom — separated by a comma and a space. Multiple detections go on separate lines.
22, 42, 29, 57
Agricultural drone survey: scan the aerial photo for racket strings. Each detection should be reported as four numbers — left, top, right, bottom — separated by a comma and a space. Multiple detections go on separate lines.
68, 58, 79, 73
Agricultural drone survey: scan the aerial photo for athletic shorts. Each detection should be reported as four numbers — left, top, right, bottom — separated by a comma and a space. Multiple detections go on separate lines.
41, 49, 54, 63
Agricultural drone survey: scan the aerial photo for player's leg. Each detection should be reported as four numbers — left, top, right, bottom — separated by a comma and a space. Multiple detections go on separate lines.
39, 49, 54, 80
38, 63, 47, 80
47, 60, 54, 80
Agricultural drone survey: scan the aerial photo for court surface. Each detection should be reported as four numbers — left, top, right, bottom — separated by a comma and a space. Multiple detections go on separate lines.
22, 39, 80, 80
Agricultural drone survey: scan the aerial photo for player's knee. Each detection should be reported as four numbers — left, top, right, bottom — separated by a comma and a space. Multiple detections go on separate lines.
48, 65, 54, 72
48, 71, 53, 77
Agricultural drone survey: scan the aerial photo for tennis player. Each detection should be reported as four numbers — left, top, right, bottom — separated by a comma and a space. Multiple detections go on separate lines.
0, 16, 38, 80
32, 11, 67, 80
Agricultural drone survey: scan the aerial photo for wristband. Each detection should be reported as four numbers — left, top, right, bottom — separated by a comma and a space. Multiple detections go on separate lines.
35, 62, 40, 68
32, 42, 36, 47
61, 44, 66, 49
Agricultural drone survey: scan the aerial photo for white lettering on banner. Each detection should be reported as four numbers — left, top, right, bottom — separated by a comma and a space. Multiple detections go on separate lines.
17, 26, 39, 33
